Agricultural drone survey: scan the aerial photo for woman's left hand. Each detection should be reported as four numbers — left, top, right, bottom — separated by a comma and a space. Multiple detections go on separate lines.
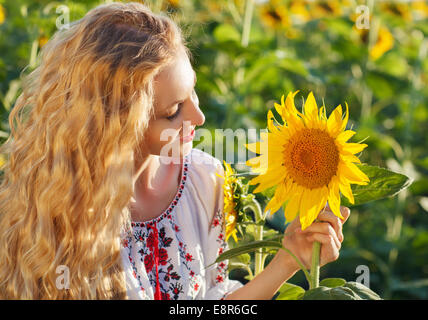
279, 205, 351, 271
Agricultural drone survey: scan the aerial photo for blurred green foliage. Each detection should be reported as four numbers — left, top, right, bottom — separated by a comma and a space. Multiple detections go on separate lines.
0, 0, 427, 299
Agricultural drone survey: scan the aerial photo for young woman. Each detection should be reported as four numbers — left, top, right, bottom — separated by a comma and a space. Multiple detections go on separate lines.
0, 2, 349, 300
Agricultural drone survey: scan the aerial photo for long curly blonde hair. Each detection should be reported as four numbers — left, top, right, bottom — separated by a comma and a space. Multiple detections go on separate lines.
0, 2, 188, 299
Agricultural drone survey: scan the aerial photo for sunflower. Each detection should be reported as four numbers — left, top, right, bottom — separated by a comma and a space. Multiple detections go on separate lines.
289, 0, 310, 24
370, 26, 394, 61
260, 0, 291, 30
218, 161, 240, 242
380, 2, 412, 22
412, 1, 428, 20
167, 0, 180, 7
310, 0, 343, 20
245, 91, 369, 230
0, 5, 5, 25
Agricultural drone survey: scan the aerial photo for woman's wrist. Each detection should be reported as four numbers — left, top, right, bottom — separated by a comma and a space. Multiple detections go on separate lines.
274, 247, 300, 278
225, 250, 300, 300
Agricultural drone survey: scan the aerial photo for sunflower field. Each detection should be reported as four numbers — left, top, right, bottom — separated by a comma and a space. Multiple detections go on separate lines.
1, 0, 428, 299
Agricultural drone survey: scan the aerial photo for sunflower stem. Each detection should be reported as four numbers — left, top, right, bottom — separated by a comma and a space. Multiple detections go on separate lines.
241, 0, 254, 47
254, 224, 264, 276
243, 198, 265, 276
309, 241, 321, 289
279, 246, 312, 286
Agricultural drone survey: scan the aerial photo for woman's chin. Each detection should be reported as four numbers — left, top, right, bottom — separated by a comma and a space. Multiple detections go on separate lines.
181, 141, 193, 156
158, 140, 192, 164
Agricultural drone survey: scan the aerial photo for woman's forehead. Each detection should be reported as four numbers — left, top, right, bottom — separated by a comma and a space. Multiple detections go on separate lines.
153, 54, 196, 112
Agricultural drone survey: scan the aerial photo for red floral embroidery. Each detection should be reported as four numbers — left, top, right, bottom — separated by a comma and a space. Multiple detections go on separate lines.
122, 239, 129, 248
210, 209, 229, 285
185, 253, 193, 262
159, 248, 169, 266
144, 254, 154, 273
146, 232, 155, 248
212, 218, 220, 227
161, 292, 171, 300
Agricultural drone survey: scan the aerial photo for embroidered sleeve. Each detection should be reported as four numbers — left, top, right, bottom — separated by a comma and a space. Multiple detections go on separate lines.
211, 208, 229, 286
201, 158, 243, 300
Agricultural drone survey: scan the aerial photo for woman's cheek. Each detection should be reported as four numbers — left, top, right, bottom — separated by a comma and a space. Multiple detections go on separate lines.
152, 124, 181, 154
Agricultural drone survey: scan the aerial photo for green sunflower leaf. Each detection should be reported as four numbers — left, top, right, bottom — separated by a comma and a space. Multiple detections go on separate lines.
206, 240, 282, 268
301, 282, 382, 300
319, 278, 347, 288
276, 283, 306, 300
302, 286, 362, 300
341, 164, 413, 207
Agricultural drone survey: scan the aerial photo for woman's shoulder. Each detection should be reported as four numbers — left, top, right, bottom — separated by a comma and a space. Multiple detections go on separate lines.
185, 148, 224, 200
186, 148, 223, 177
184, 148, 224, 226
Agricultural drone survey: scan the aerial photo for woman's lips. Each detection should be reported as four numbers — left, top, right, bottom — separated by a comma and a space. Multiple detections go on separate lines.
180, 128, 195, 143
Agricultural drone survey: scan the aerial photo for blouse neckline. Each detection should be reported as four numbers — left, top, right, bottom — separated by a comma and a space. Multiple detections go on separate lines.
130, 155, 189, 228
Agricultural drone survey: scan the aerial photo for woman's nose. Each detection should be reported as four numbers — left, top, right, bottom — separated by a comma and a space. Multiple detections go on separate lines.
189, 91, 205, 127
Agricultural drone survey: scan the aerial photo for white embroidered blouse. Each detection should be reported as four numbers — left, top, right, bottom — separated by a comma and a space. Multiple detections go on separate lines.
120, 148, 244, 300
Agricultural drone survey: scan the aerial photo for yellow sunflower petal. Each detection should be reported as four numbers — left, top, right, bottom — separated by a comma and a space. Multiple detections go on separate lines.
339, 177, 354, 204
327, 176, 344, 219
336, 130, 356, 144
340, 153, 362, 164
319, 104, 328, 120
264, 183, 287, 215
274, 101, 284, 119
342, 143, 368, 155
267, 109, 280, 133
245, 141, 263, 154
284, 91, 303, 117
251, 170, 284, 193
341, 102, 350, 132
299, 187, 328, 230
231, 231, 239, 242
283, 184, 302, 222
317, 105, 327, 130
327, 104, 343, 138
274, 92, 301, 123
339, 161, 370, 184
303, 92, 319, 122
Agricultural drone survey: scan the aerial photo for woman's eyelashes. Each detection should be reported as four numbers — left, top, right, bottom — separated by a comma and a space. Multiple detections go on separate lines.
166, 103, 183, 121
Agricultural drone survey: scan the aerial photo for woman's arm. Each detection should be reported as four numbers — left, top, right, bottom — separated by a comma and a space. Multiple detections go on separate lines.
225, 205, 350, 300
224, 249, 298, 300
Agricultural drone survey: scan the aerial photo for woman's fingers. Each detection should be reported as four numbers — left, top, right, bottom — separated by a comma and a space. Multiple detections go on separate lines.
297, 220, 343, 244
324, 204, 351, 223
317, 210, 344, 242
305, 233, 340, 261
298, 222, 342, 249
339, 206, 351, 223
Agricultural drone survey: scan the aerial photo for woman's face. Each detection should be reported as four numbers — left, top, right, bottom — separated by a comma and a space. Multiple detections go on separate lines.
139, 50, 205, 161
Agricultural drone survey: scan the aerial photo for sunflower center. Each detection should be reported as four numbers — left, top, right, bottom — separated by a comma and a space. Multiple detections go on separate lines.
283, 128, 339, 189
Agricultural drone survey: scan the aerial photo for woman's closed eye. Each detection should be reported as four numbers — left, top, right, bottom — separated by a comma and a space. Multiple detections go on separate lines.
166, 103, 183, 121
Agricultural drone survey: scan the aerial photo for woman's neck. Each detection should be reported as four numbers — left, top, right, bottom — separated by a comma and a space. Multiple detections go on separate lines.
130, 153, 182, 221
